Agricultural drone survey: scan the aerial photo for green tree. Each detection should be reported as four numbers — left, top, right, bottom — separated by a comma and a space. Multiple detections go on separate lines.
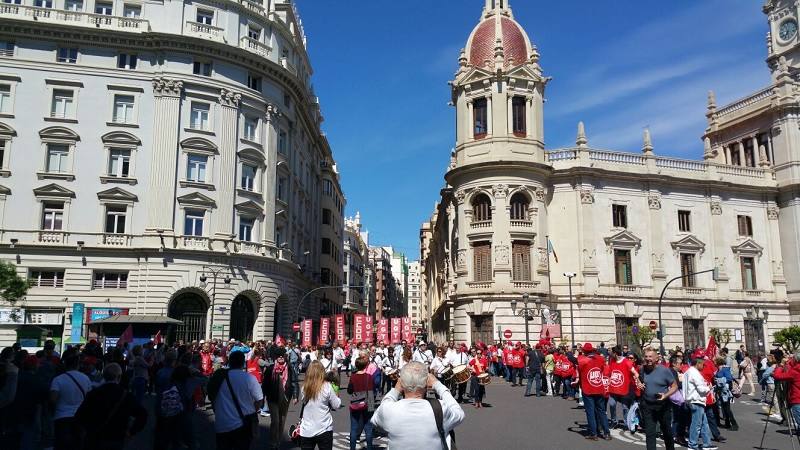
0, 260, 28, 322
709, 328, 732, 348
626, 325, 656, 354
774, 326, 800, 354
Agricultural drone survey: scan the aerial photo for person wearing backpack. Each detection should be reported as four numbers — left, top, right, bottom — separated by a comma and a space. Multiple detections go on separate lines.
713, 356, 738, 431
348, 356, 376, 450
208, 351, 264, 450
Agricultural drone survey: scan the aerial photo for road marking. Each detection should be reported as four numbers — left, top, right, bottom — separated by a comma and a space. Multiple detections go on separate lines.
332, 431, 388, 450
609, 428, 665, 448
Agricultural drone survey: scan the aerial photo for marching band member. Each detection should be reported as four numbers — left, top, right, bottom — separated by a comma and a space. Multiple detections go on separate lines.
399, 348, 412, 371
449, 344, 470, 403
430, 347, 449, 379
382, 347, 398, 393
445, 341, 458, 365
412, 342, 433, 367
469, 347, 489, 408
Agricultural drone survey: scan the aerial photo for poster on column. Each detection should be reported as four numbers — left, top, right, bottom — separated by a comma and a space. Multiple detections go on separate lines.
319, 317, 331, 345
377, 318, 389, 343
390, 318, 401, 344
302, 319, 313, 347
353, 314, 365, 343
364, 317, 374, 343
401, 316, 413, 343
335, 314, 346, 345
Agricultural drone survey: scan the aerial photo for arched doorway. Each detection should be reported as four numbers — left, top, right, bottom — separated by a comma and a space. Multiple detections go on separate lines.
168, 292, 208, 344
230, 295, 256, 341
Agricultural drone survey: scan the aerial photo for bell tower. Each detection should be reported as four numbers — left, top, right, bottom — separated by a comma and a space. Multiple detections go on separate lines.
450, 0, 548, 168
764, 0, 800, 78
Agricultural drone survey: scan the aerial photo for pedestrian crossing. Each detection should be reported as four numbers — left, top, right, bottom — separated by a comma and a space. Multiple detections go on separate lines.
609, 428, 664, 448
332, 431, 388, 450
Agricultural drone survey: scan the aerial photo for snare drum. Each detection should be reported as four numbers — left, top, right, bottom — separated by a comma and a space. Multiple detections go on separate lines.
386, 368, 400, 381
439, 365, 454, 381
477, 373, 491, 385
451, 364, 471, 384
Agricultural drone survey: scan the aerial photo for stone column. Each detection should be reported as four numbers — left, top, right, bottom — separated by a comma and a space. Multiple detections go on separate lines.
736, 142, 744, 166
526, 96, 533, 138
261, 104, 280, 246
212, 88, 242, 238
146, 78, 184, 233
709, 199, 730, 298
751, 136, 759, 167
724, 145, 731, 165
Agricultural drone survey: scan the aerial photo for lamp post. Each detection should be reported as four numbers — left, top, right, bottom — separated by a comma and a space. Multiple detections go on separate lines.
563, 272, 576, 346
200, 266, 231, 341
295, 285, 365, 323
657, 268, 717, 356
510, 293, 541, 347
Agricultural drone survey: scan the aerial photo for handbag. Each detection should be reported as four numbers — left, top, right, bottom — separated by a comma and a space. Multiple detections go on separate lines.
668, 387, 685, 406
288, 400, 308, 443
224, 370, 259, 441
731, 380, 742, 398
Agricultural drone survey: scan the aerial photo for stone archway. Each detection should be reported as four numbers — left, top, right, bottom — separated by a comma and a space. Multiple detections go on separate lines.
168, 291, 209, 344
230, 294, 257, 342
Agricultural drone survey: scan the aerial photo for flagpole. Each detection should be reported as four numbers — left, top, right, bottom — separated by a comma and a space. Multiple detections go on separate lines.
545, 235, 553, 306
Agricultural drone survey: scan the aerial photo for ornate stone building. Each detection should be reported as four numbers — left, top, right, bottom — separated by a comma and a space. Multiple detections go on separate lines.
0, 0, 345, 347
422, 0, 796, 354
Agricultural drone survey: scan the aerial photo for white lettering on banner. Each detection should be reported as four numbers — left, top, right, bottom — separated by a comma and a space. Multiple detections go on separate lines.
587, 367, 603, 387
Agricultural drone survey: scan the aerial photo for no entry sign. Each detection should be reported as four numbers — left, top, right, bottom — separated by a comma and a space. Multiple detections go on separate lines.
649, 320, 658, 331
503, 329, 513, 339
292, 322, 301, 331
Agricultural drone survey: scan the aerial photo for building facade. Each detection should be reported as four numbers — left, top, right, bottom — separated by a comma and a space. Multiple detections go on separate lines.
0, 0, 346, 347
407, 260, 422, 328
422, 0, 795, 354
343, 212, 368, 313
369, 246, 397, 320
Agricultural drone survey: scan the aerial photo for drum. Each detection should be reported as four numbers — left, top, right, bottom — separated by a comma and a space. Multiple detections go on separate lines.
386, 368, 400, 381
439, 365, 454, 381
477, 373, 491, 385
451, 364, 471, 384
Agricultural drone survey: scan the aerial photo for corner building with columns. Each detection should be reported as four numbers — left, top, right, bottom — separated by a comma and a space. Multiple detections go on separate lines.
422, 0, 800, 354
0, 0, 346, 346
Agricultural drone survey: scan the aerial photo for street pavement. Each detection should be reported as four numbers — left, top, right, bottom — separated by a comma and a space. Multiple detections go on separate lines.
127, 373, 799, 450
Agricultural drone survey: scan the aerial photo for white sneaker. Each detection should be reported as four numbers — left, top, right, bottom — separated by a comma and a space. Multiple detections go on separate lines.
260, 410, 270, 417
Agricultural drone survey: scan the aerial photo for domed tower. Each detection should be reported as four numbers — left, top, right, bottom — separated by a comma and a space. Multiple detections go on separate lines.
451, 0, 548, 166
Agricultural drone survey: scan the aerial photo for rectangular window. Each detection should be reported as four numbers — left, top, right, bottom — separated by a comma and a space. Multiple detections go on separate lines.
57, 47, 78, 64
322, 208, 332, 225
112, 94, 135, 123
94, 1, 112, 14
247, 74, 262, 91
741, 256, 757, 290
50, 89, 74, 118
122, 4, 140, 17
0, 140, 6, 169
108, 148, 131, 178
34, 0, 52, 7
277, 176, 286, 201
278, 130, 287, 154
196, 9, 213, 24
473, 241, 492, 281
323, 179, 333, 196
243, 116, 258, 141
29, 270, 64, 288
240, 164, 256, 191
473, 97, 487, 138
682, 319, 704, 351
46, 143, 69, 172
248, 25, 261, 40
186, 154, 207, 182
4, 0, 23, 4
678, 210, 691, 232
189, 102, 210, 130
64, 0, 82, 10
0, 84, 11, 113
612, 204, 627, 228
512, 96, 526, 136
41, 201, 64, 230
737, 215, 753, 237
93, 272, 128, 289
184, 210, 204, 236
321, 237, 331, 254
512, 241, 531, 281
192, 61, 212, 76
680, 253, 696, 287
239, 217, 254, 242
117, 53, 137, 70
614, 249, 632, 285
104, 205, 126, 233
0, 41, 14, 57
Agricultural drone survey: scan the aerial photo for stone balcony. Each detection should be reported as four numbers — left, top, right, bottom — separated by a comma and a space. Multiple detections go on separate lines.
185, 21, 226, 43
0, 5, 150, 32
240, 36, 271, 58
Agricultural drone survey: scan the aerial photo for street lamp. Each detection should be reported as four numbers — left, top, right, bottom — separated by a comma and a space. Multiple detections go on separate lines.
510, 292, 541, 347
200, 267, 231, 341
563, 272, 576, 346
657, 268, 718, 356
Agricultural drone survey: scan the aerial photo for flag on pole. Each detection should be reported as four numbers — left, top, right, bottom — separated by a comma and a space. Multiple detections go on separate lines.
117, 324, 133, 347
153, 330, 162, 345
704, 335, 718, 359
547, 238, 559, 263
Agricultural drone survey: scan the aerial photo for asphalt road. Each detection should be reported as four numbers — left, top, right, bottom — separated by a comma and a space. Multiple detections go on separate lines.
127, 373, 799, 450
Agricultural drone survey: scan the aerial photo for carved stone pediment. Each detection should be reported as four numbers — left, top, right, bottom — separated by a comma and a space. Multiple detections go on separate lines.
604, 230, 642, 253
670, 235, 706, 255
177, 192, 216, 208
731, 238, 764, 257
33, 183, 75, 198
97, 187, 138, 202
234, 200, 264, 217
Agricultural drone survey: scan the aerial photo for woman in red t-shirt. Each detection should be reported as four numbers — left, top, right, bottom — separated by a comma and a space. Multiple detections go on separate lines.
469, 348, 489, 408
347, 356, 376, 449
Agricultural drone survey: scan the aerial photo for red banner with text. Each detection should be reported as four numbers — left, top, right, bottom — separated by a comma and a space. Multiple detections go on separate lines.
302, 319, 313, 347
390, 318, 401, 344
377, 318, 389, 343
354, 314, 365, 343
319, 317, 330, 345
335, 314, 346, 345
364, 317, 374, 343
402, 316, 413, 343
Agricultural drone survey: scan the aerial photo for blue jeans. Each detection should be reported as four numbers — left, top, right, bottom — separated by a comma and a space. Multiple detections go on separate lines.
505, 365, 512, 382
132, 377, 147, 406
688, 403, 711, 449
525, 370, 542, 396
792, 405, 800, 434
704, 406, 720, 439
608, 395, 631, 426
582, 394, 609, 437
561, 376, 574, 398
349, 410, 374, 450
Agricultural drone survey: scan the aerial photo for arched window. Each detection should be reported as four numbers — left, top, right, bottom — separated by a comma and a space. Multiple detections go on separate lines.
510, 192, 529, 221
472, 193, 492, 222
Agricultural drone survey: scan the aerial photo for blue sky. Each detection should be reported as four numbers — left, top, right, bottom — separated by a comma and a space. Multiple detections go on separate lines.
295, 0, 770, 259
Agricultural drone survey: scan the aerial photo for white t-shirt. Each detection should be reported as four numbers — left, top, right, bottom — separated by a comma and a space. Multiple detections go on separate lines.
320, 357, 337, 372
449, 352, 469, 367
413, 349, 433, 365
50, 370, 92, 420
430, 356, 448, 375
300, 382, 342, 437
213, 368, 264, 433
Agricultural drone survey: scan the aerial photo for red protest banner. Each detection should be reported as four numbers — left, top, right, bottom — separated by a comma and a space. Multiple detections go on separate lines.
353, 314, 365, 343
319, 317, 330, 345
390, 317, 401, 344
364, 317, 374, 343
401, 316, 413, 343
377, 318, 389, 343
335, 314, 346, 345
302, 319, 313, 347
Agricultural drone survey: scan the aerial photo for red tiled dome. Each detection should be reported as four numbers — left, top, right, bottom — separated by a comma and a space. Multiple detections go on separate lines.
467, 16, 530, 69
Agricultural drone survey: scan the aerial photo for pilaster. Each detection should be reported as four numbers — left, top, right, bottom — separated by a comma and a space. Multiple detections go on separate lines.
146, 77, 183, 234
262, 104, 281, 246
212, 88, 242, 238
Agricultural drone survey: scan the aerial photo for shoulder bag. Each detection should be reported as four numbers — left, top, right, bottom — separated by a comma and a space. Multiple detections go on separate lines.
428, 398, 457, 450
224, 370, 259, 441
288, 399, 308, 443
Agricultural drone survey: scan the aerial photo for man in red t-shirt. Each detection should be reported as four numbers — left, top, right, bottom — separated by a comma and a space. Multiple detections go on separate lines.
511, 342, 526, 386
576, 343, 610, 440
607, 345, 638, 428
502, 344, 513, 382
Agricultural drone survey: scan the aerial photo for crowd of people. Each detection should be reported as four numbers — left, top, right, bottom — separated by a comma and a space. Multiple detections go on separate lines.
0, 334, 798, 450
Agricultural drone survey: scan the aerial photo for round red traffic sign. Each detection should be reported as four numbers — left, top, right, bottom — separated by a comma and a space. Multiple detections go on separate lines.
503, 329, 513, 339
649, 320, 658, 331
292, 322, 301, 331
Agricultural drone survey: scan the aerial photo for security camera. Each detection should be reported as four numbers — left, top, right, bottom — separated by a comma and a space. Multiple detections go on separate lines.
563, 272, 576, 278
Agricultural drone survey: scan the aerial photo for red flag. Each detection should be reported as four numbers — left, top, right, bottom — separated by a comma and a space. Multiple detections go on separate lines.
302, 320, 313, 347
704, 335, 718, 359
275, 334, 285, 346
319, 317, 330, 345
153, 330, 162, 345
117, 324, 133, 347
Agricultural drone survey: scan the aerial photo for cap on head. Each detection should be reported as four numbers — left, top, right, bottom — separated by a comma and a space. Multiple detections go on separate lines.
582, 343, 595, 353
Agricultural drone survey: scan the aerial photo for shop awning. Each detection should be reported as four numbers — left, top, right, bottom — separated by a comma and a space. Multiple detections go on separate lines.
90, 315, 183, 325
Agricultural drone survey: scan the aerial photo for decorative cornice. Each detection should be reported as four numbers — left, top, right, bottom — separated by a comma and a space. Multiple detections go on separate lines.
152, 77, 183, 97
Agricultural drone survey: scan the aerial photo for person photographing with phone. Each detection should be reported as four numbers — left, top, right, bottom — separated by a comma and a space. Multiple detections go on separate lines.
638, 348, 679, 450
